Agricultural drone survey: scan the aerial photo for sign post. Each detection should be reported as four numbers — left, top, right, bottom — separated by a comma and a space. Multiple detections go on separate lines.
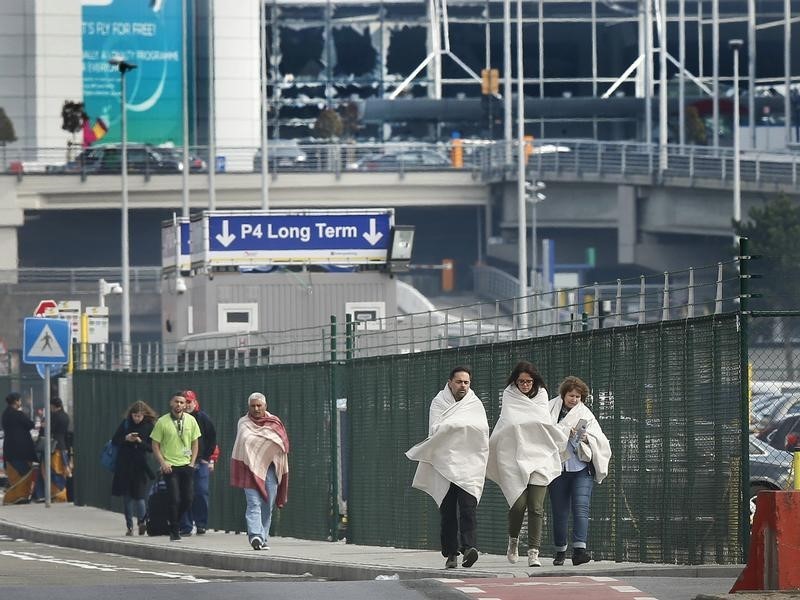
23, 318, 70, 508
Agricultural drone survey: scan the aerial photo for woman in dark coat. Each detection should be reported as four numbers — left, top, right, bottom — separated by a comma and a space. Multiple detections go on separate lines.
111, 401, 158, 535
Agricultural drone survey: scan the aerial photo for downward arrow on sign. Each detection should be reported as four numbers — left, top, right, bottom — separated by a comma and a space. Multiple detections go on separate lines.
215, 220, 236, 247
362, 218, 383, 246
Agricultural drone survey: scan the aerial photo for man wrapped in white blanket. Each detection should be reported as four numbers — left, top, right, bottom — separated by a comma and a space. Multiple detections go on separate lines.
486, 361, 568, 567
406, 366, 489, 569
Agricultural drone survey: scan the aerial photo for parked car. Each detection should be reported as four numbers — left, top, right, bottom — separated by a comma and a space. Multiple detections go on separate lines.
53, 145, 184, 175
348, 149, 452, 171
751, 393, 800, 434
253, 141, 308, 171
758, 413, 800, 451
155, 147, 207, 173
749, 434, 794, 522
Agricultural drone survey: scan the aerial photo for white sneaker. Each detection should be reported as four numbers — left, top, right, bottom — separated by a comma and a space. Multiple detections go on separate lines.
506, 537, 519, 564
528, 548, 541, 567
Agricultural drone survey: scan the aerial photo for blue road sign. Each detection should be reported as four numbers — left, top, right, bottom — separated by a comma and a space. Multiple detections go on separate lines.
192, 210, 394, 267
23, 318, 70, 365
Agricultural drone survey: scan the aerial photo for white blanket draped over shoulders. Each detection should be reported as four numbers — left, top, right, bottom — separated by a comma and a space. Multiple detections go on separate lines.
487, 386, 569, 506
549, 396, 612, 484
405, 385, 490, 506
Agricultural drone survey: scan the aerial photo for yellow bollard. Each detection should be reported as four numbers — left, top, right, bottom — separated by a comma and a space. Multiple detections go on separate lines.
794, 450, 800, 490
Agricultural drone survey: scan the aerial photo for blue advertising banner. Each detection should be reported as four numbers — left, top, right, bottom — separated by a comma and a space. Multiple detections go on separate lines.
82, 0, 184, 145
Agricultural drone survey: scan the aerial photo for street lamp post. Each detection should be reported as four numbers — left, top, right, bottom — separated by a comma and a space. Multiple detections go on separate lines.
108, 57, 137, 368
730, 39, 743, 243
526, 181, 546, 289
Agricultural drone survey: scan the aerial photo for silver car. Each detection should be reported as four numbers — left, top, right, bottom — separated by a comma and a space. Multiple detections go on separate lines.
749, 434, 794, 522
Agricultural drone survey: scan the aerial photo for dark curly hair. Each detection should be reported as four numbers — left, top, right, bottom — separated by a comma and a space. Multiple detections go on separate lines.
506, 361, 546, 398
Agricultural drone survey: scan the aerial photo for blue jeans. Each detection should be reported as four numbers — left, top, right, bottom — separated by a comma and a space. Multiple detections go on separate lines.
180, 462, 210, 533
549, 467, 594, 551
244, 465, 278, 545
123, 494, 146, 530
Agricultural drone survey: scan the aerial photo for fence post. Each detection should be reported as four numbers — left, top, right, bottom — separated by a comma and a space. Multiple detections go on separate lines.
687, 267, 695, 318
639, 275, 646, 325
329, 315, 339, 541
738, 238, 751, 561
662, 272, 670, 321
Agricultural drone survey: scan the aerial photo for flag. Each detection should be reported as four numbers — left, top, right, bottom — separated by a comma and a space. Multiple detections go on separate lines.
92, 118, 108, 141
82, 116, 108, 147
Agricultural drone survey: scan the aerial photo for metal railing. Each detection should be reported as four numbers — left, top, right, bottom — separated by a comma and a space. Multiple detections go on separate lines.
0, 266, 161, 294
5, 140, 798, 188
78, 258, 741, 373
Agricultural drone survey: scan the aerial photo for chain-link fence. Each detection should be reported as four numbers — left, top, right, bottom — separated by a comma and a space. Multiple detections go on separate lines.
746, 311, 800, 525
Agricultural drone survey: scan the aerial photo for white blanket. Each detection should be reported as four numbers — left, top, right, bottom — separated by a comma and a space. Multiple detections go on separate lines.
487, 386, 569, 506
405, 385, 490, 506
549, 396, 612, 484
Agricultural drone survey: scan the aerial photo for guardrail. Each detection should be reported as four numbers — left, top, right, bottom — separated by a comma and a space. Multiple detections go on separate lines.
5, 139, 798, 189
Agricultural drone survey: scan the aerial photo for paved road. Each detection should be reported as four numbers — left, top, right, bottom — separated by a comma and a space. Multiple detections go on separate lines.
0, 534, 464, 600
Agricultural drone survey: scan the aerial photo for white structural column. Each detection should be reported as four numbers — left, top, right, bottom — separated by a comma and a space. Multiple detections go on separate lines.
712, 0, 719, 147
678, 0, 686, 147
644, 0, 653, 146
516, 0, 528, 313
784, 0, 792, 146
503, 0, 512, 162
260, 0, 270, 209
207, 0, 216, 210
747, 0, 756, 149
657, 0, 668, 172
181, 0, 190, 218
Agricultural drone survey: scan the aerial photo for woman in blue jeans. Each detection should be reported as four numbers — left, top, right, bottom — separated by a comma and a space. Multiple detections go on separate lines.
548, 376, 611, 566
111, 401, 158, 535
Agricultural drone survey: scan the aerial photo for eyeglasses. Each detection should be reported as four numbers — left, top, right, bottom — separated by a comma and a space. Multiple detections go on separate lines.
516, 379, 534, 385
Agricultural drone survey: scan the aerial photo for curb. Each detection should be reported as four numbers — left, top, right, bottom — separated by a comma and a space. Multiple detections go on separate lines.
0, 518, 744, 582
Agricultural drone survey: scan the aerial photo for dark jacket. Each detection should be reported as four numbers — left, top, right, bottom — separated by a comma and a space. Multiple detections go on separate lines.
190, 409, 217, 463
111, 418, 155, 499
2, 406, 37, 463
48, 409, 71, 452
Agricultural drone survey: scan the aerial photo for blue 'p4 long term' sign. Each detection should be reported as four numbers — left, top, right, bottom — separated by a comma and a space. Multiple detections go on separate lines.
190, 209, 394, 267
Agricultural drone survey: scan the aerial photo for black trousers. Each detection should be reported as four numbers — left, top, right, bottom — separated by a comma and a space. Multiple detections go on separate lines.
164, 465, 194, 534
439, 482, 478, 556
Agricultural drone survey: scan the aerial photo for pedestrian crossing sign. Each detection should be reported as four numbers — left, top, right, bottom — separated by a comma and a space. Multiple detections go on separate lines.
23, 317, 70, 365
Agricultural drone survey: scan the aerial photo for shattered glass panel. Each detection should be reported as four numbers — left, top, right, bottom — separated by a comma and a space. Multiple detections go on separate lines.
280, 26, 325, 78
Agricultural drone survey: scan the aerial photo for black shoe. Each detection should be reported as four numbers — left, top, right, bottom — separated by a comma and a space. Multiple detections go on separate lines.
195, 528, 206, 535
180, 530, 193, 537
444, 554, 457, 569
169, 532, 181, 541
137, 522, 147, 536
553, 551, 566, 566
251, 537, 263, 551
572, 548, 591, 565
462, 547, 479, 568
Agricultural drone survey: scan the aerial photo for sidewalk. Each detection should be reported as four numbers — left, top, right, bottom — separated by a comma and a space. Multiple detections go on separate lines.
0, 502, 744, 582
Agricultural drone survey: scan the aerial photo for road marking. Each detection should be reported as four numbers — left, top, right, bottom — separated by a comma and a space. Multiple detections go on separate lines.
610, 585, 642, 592
436, 578, 464, 582
0, 550, 211, 583
455, 586, 486, 593
586, 576, 619, 581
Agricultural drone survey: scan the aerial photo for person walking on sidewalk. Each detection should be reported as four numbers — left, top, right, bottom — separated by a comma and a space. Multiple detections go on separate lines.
487, 361, 568, 568
406, 366, 489, 569
548, 376, 611, 566
179, 390, 218, 536
2, 392, 38, 505
230, 392, 290, 551
111, 401, 158, 536
150, 391, 201, 541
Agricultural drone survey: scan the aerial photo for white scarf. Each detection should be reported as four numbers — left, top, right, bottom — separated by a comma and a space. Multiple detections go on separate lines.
405, 384, 490, 506
487, 385, 569, 506
549, 396, 612, 484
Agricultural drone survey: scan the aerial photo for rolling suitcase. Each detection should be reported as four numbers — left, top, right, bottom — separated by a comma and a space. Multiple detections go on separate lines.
146, 479, 170, 536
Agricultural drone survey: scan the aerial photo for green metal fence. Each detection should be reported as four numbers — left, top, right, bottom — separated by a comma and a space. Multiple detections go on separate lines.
71, 362, 334, 541
347, 314, 744, 564
57, 312, 745, 563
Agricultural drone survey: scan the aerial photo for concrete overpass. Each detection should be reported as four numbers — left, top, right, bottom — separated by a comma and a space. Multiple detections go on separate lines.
3, 140, 799, 277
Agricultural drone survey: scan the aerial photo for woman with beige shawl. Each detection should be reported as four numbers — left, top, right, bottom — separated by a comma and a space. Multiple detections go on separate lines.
486, 361, 568, 567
